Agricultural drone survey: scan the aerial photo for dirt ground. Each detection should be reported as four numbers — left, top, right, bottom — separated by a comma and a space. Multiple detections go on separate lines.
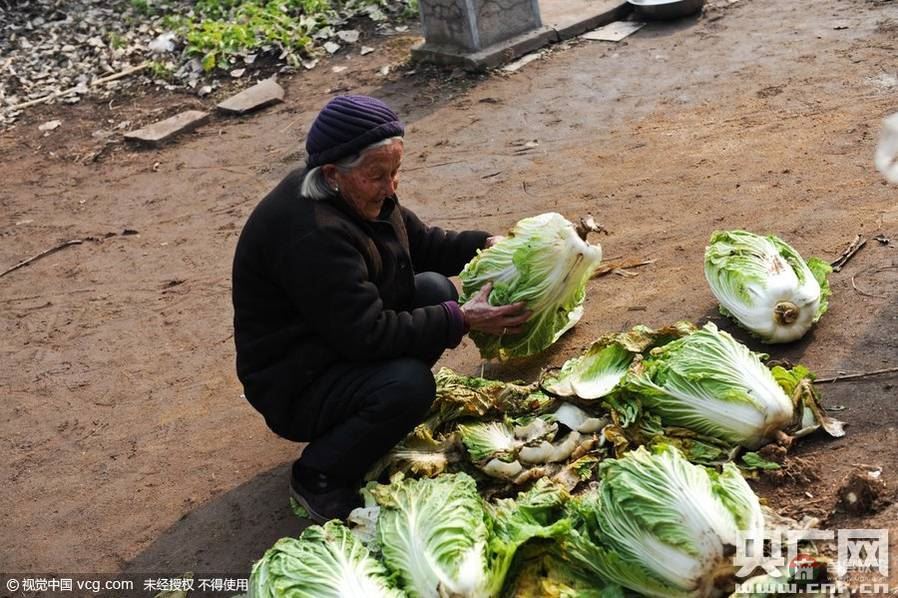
3, 0, 898, 594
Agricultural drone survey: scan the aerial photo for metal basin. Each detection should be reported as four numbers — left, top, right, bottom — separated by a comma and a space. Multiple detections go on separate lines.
628, 0, 705, 20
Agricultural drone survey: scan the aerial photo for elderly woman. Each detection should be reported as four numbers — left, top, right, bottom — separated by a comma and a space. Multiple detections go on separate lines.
232, 95, 530, 522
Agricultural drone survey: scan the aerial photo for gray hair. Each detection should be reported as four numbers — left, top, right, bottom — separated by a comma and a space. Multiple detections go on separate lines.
300, 136, 404, 200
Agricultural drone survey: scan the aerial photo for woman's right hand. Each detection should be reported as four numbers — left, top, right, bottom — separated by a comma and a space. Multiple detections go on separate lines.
460, 282, 531, 336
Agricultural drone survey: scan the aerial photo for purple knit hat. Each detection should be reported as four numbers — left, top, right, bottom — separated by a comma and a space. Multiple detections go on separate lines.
305, 95, 405, 168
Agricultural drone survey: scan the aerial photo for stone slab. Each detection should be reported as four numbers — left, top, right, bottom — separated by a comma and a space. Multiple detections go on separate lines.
123, 110, 209, 145
216, 78, 285, 115
411, 25, 556, 71
581, 20, 645, 41
541, 0, 631, 40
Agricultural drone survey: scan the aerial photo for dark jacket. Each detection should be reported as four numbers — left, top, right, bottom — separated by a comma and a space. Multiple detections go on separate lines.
232, 168, 489, 439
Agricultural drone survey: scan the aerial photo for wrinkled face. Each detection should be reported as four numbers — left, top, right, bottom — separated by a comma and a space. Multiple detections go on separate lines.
324, 140, 403, 221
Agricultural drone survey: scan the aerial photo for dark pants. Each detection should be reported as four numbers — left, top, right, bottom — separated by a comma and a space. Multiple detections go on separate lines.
294, 272, 458, 482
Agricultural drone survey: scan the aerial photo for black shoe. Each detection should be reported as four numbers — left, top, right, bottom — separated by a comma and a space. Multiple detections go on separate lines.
289, 468, 362, 524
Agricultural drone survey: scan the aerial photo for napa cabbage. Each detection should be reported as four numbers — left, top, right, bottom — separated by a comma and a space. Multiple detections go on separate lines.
625, 322, 794, 449
460, 212, 603, 360
248, 521, 405, 598
562, 445, 764, 598
704, 230, 831, 343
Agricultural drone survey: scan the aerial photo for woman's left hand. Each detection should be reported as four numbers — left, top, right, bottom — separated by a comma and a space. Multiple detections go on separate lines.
485, 235, 505, 248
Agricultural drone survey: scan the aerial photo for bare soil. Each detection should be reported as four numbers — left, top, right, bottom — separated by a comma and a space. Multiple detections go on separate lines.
3, 0, 898, 593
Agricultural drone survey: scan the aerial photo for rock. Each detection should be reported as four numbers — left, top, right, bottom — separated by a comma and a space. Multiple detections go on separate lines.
38, 120, 62, 132
230, 68, 246, 78
216, 78, 284, 115
123, 110, 210, 145
336, 30, 360, 43
360, 46, 375, 56
324, 41, 341, 54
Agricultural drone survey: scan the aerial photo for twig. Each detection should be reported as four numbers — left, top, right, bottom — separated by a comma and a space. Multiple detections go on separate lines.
279, 115, 305, 134
831, 234, 866, 272
8, 63, 149, 111
592, 258, 656, 278
851, 274, 887, 299
0, 239, 84, 278
816, 367, 898, 383
403, 159, 469, 172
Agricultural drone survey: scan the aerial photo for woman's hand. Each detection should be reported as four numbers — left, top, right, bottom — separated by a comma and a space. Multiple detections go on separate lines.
485, 235, 505, 249
460, 282, 531, 336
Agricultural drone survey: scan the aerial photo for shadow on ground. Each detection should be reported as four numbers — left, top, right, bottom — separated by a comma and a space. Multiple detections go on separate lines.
122, 462, 307, 592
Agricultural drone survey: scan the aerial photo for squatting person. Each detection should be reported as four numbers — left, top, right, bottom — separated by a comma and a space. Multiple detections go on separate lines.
232, 95, 530, 522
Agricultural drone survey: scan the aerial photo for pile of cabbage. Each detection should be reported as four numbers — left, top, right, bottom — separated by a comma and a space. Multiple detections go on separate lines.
249, 320, 843, 597
368, 321, 843, 491
250, 447, 796, 598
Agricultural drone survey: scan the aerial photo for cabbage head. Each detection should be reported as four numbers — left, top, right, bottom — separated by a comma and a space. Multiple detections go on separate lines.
248, 520, 405, 598
562, 445, 764, 598
625, 322, 793, 449
370, 473, 573, 597
704, 230, 831, 343
460, 213, 603, 360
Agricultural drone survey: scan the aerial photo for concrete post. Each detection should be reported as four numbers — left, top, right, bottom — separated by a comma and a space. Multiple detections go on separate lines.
411, 0, 555, 70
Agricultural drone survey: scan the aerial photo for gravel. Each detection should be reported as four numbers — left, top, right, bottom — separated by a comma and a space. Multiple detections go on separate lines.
1, 0, 177, 125
0, 0, 416, 127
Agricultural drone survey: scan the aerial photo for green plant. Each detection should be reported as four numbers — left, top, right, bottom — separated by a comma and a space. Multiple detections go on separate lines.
107, 32, 127, 49
130, 0, 152, 15
146, 60, 174, 79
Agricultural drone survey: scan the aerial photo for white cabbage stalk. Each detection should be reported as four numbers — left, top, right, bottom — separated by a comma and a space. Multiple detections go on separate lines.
628, 323, 793, 449
551, 403, 607, 433
563, 446, 765, 598
248, 521, 404, 598
875, 112, 898, 183
704, 230, 831, 343
460, 212, 603, 360
483, 458, 524, 479
513, 417, 558, 443
519, 431, 582, 464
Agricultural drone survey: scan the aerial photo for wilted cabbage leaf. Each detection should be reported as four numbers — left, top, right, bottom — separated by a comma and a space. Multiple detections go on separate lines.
248, 521, 405, 598
484, 479, 573, 595
460, 213, 603, 360
418, 368, 554, 439
704, 230, 831, 343
770, 364, 845, 440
